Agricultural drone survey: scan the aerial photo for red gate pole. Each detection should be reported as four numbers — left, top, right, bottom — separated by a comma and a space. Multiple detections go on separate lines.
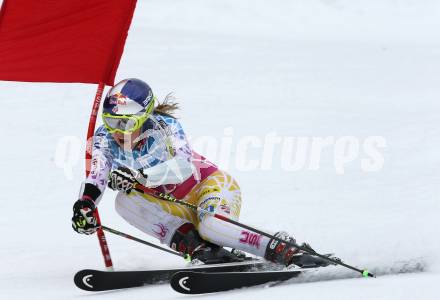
85, 82, 114, 270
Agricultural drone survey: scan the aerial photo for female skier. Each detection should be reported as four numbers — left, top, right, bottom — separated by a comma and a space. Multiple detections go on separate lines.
71, 78, 311, 266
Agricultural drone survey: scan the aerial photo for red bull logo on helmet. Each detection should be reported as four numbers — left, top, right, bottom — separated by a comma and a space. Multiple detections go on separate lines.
109, 92, 128, 106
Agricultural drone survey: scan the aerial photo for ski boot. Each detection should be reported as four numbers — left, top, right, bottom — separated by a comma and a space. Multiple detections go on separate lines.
264, 231, 337, 268
169, 223, 246, 265
191, 244, 247, 265
289, 243, 338, 268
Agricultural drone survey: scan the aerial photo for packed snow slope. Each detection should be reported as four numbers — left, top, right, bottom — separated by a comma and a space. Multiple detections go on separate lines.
1, 0, 439, 299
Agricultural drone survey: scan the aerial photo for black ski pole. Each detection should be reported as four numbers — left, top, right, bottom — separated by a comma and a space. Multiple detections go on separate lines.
101, 225, 187, 259
133, 182, 375, 278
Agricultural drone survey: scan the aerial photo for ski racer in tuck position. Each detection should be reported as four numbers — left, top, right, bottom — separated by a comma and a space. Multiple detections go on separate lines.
72, 78, 322, 267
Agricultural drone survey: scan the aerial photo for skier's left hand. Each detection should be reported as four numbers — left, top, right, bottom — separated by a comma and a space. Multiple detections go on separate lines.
72, 198, 99, 235
108, 167, 137, 193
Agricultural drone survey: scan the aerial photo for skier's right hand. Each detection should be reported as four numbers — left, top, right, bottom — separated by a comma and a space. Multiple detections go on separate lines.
72, 197, 99, 235
108, 167, 137, 193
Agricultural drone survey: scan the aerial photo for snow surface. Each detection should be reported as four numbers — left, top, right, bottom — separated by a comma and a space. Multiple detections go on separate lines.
1, 0, 439, 299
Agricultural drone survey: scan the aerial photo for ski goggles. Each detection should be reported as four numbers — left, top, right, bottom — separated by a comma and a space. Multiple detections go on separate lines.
102, 112, 150, 134
102, 97, 155, 134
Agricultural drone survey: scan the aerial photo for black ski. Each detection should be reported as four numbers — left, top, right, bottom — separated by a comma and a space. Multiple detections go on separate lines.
74, 260, 268, 291
170, 269, 305, 294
